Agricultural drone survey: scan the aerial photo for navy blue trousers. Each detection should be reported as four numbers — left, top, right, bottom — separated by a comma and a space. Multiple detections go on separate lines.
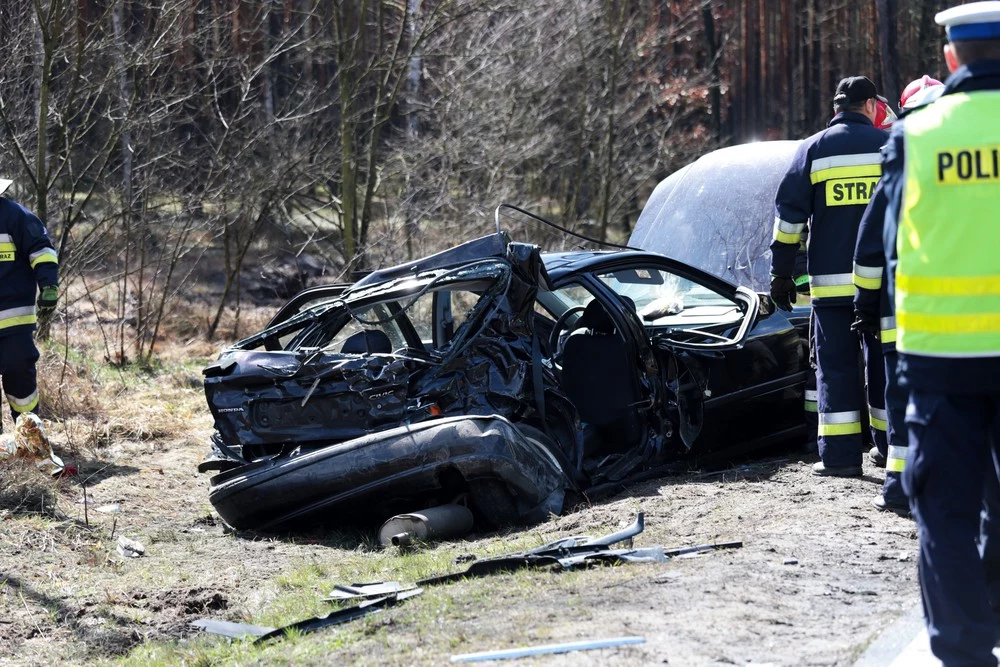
882, 348, 908, 506
804, 310, 818, 450
813, 306, 884, 468
904, 389, 1000, 666
0, 329, 40, 424
982, 464, 1000, 616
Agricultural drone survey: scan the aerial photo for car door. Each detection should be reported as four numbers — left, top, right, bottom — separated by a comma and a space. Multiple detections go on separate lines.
582, 256, 762, 448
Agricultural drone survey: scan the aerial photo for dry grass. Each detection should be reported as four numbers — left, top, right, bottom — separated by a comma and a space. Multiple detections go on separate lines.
0, 461, 60, 515
33, 340, 198, 458
28, 293, 275, 460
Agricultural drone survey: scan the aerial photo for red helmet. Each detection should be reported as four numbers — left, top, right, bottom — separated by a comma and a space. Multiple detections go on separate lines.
873, 96, 897, 129
900, 75, 944, 109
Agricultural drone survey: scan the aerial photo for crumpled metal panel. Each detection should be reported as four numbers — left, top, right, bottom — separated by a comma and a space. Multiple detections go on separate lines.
354, 234, 510, 289
205, 237, 578, 467
207, 415, 571, 530
202, 236, 580, 530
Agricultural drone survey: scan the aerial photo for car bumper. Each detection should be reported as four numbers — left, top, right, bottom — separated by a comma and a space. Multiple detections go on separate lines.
208, 415, 572, 531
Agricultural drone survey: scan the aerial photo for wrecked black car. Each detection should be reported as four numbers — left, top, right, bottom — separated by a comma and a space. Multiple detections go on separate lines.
203, 238, 807, 531
201, 142, 810, 532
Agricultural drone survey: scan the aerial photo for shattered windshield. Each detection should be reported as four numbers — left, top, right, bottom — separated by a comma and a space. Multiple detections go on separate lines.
597, 268, 742, 327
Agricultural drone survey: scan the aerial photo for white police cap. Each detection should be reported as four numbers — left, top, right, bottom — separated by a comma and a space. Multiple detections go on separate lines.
936, 2, 1000, 41
0, 179, 11, 196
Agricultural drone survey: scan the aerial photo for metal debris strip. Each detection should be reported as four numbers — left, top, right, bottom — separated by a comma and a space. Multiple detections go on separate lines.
191, 589, 424, 643
417, 512, 743, 586
253, 588, 424, 644
326, 582, 414, 601
450, 636, 646, 663
189, 619, 276, 639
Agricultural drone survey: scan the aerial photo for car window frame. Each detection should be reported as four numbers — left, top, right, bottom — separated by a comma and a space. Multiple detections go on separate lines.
557, 254, 759, 352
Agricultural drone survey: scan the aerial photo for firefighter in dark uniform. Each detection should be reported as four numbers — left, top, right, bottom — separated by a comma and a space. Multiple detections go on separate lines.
0, 179, 58, 423
853, 77, 944, 514
770, 76, 889, 477
883, 3, 1000, 663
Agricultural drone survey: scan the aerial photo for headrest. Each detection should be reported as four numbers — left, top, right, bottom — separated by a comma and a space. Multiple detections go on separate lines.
340, 329, 392, 354
576, 300, 615, 334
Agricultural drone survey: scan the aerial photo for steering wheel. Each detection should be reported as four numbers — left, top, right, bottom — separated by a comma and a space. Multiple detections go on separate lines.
548, 305, 588, 357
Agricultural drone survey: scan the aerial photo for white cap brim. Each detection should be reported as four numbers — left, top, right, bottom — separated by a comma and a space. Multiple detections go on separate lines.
0, 179, 11, 196
936, 2, 1000, 27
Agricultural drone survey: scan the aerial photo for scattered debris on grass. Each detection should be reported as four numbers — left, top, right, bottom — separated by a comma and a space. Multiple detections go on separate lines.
116, 535, 146, 558
192, 589, 425, 642
326, 582, 414, 601
189, 618, 276, 640
193, 511, 742, 647
0, 414, 66, 476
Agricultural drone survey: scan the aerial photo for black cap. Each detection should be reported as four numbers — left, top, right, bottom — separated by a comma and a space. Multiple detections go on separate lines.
834, 76, 879, 105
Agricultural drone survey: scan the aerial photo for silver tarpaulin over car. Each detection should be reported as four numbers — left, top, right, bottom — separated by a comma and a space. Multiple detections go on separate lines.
628, 141, 800, 293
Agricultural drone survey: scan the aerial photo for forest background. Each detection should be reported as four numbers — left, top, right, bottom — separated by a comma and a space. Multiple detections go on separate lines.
0, 0, 946, 364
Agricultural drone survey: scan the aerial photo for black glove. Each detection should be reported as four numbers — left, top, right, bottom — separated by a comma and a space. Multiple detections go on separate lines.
769, 276, 797, 312
37, 285, 58, 314
851, 310, 880, 335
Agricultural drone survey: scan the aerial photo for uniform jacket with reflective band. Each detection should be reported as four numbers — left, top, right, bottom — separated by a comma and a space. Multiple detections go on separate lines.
882, 60, 1000, 392
0, 198, 58, 336
853, 182, 896, 346
770, 112, 888, 307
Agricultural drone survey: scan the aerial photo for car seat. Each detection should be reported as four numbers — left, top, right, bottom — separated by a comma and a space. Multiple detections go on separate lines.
559, 300, 644, 452
340, 329, 392, 354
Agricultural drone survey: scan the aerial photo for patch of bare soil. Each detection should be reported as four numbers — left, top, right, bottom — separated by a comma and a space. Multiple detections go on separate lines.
0, 423, 918, 665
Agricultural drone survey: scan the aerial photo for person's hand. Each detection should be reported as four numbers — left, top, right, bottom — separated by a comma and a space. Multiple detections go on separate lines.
851, 310, 880, 335
37, 285, 58, 314
769, 276, 797, 312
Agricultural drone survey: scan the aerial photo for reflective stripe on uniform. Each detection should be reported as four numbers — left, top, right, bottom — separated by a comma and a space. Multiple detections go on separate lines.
29, 248, 57, 268
880, 316, 897, 344
809, 273, 855, 299
886, 445, 908, 473
804, 389, 818, 413
897, 273, 1000, 296
869, 406, 888, 431
896, 274, 1000, 336
7, 389, 39, 414
897, 311, 1000, 335
818, 410, 862, 436
853, 262, 883, 290
0, 305, 36, 330
773, 217, 806, 244
809, 153, 883, 184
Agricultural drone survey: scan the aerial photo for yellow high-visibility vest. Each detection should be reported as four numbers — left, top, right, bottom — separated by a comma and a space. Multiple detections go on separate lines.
896, 91, 1000, 357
